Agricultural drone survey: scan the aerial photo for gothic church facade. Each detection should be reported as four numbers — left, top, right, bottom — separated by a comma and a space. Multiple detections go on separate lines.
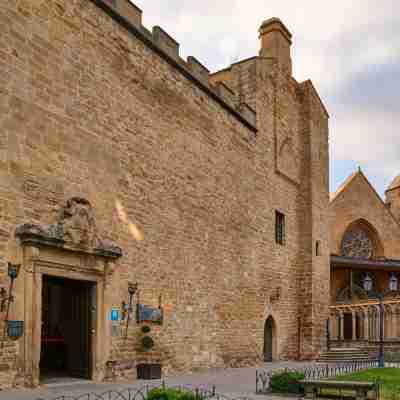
329, 171, 400, 361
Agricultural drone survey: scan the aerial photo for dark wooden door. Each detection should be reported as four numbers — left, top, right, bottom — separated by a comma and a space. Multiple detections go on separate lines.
264, 317, 273, 362
64, 282, 92, 379
343, 313, 353, 340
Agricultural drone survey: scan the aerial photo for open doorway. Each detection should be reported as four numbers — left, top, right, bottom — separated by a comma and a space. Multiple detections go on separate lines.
263, 316, 276, 362
343, 313, 352, 340
40, 275, 95, 383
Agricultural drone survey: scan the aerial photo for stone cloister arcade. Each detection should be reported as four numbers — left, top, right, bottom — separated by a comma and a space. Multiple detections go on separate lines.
330, 298, 400, 342
329, 217, 400, 357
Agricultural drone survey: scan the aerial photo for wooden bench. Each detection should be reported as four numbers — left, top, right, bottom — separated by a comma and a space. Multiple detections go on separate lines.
300, 380, 378, 400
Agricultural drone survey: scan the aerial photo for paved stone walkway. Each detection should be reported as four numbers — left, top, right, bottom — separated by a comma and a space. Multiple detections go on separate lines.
0, 361, 319, 400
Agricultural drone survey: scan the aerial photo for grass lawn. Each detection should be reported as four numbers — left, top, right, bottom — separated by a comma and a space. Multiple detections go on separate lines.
326, 368, 400, 399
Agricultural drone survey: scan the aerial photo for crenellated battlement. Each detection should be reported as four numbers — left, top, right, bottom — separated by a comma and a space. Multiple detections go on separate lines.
94, 0, 257, 131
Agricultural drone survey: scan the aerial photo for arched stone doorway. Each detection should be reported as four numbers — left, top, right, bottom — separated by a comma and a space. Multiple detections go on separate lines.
263, 316, 276, 362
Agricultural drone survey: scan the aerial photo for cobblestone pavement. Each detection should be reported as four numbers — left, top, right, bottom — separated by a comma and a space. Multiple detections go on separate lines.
0, 361, 319, 400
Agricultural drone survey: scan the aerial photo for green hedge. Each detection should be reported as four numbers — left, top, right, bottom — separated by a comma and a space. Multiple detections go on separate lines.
146, 388, 199, 400
270, 371, 305, 394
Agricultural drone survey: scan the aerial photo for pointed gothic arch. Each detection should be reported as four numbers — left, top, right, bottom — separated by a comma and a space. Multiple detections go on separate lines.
340, 218, 384, 259
263, 316, 277, 361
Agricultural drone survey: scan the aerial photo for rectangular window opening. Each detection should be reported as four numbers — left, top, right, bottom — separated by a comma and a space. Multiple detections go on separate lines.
275, 211, 285, 246
316, 240, 321, 256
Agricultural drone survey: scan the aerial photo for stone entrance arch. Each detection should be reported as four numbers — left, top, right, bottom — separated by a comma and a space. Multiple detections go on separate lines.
14, 198, 122, 387
263, 316, 277, 362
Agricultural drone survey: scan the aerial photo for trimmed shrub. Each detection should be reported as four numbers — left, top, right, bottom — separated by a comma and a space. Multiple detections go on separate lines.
142, 325, 151, 334
270, 371, 305, 394
146, 388, 198, 400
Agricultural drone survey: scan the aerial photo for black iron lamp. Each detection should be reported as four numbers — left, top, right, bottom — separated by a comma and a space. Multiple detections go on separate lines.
8, 263, 20, 280
363, 273, 373, 292
389, 273, 398, 292
1, 263, 23, 342
375, 283, 400, 368
128, 282, 138, 297
0, 263, 21, 312
124, 282, 138, 338
6, 320, 24, 340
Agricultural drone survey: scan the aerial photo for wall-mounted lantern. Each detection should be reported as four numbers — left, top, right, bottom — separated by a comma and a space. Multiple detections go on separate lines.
389, 273, 398, 291
1, 263, 22, 343
363, 273, 373, 292
6, 321, 24, 340
123, 282, 138, 338
0, 263, 21, 313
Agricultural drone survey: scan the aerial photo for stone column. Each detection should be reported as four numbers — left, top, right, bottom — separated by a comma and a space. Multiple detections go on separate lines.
383, 306, 387, 339
371, 309, 376, 341
352, 310, 357, 341
396, 307, 400, 339
363, 309, 369, 340
32, 269, 42, 387
23, 245, 39, 387
331, 314, 337, 340
376, 308, 381, 342
339, 311, 344, 341
328, 314, 335, 340
387, 307, 393, 339
383, 306, 389, 339
335, 313, 340, 340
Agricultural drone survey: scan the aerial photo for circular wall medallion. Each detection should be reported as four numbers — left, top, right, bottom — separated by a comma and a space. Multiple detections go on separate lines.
142, 336, 154, 349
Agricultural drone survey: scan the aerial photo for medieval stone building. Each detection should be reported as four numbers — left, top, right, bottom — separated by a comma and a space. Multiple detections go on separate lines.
0, 0, 329, 388
329, 170, 400, 361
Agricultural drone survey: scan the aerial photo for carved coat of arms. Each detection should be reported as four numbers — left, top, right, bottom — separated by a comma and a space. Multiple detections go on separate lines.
15, 197, 122, 259
61, 197, 97, 247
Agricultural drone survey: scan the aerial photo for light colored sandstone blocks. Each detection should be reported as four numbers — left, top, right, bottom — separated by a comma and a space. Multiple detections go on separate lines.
0, 0, 329, 388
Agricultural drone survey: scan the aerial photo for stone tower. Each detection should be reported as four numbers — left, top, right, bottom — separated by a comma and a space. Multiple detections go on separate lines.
385, 175, 400, 222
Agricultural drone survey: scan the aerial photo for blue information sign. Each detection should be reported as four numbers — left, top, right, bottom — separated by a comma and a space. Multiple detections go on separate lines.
110, 308, 120, 321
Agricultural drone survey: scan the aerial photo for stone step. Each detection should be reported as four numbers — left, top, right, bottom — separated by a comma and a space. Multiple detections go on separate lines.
324, 350, 368, 356
320, 352, 370, 357
318, 347, 371, 362
319, 357, 370, 360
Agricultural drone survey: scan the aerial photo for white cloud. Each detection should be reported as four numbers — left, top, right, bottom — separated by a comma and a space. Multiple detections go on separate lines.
131, 0, 400, 193
332, 108, 400, 177
132, 0, 399, 90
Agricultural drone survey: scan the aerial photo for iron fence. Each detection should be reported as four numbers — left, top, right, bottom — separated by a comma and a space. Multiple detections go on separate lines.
34, 382, 251, 400
256, 360, 381, 394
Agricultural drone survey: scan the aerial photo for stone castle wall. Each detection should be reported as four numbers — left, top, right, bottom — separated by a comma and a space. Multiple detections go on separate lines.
0, 0, 329, 388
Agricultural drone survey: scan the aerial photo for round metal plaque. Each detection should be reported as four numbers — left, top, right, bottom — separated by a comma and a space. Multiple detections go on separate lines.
142, 336, 154, 349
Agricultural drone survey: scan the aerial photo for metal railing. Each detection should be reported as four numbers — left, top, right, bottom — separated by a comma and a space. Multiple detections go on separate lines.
34, 382, 251, 400
256, 360, 380, 394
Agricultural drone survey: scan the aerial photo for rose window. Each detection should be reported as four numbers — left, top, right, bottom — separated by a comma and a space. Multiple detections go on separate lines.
341, 229, 374, 259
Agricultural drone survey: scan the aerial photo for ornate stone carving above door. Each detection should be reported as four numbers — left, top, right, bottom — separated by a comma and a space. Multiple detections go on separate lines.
15, 197, 122, 259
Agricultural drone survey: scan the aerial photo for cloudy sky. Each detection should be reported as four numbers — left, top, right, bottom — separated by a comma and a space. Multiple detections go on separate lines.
133, 0, 399, 197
